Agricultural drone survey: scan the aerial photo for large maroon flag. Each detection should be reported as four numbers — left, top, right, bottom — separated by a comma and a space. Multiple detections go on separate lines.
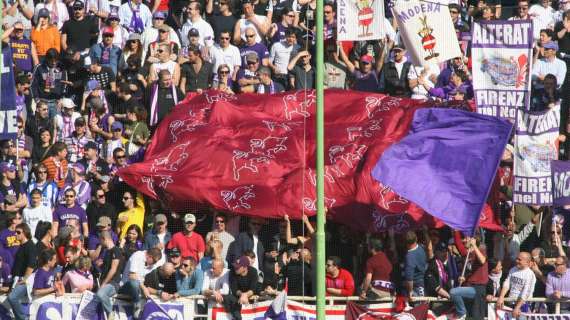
118, 90, 500, 231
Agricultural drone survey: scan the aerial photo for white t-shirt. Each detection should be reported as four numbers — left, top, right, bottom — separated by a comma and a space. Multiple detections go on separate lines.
121, 250, 164, 283
210, 44, 242, 75
23, 205, 53, 239
503, 267, 536, 300
179, 18, 215, 47
238, 15, 269, 44
270, 41, 300, 75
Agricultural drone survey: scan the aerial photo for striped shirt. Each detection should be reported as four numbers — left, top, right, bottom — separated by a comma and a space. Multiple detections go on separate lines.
42, 157, 69, 189
546, 270, 570, 299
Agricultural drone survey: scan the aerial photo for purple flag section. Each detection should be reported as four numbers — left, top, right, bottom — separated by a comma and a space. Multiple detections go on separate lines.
263, 290, 287, 319
140, 299, 173, 320
551, 160, 570, 206
372, 108, 512, 235
0, 44, 18, 140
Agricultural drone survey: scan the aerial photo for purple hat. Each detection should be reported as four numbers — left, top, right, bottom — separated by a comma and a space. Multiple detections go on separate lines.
153, 11, 166, 19
86, 79, 101, 91
111, 121, 123, 131
544, 41, 559, 51
232, 256, 250, 269
0, 162, 16, 173
73, 163, 86, 175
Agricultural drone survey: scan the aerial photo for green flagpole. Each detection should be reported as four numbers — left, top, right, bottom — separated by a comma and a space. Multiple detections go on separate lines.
315, 0, 326, 317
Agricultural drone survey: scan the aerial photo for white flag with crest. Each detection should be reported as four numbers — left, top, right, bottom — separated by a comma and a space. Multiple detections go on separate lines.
337, 0, 386, 41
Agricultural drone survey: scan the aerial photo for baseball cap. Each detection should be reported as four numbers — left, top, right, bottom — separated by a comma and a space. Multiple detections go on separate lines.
102, 27, 115, 36
60, 98, 76, 109
188, 28, 199, 37
0, 162, 16, 173
184, 213, 196, 224
233, 256, 250, 269
153, 11, 166, 19
360, 54, 373, 63
96, 216, 112, 227
128, 33, 141, 42
544, 41, 559, 51
245, 52, 258, 63
73, 163, 86, 175
154, 214, 167, 224
392, 44, 406, 51
38, 8, 50, 18
72, 0, 85, 9
86, 80, 101, 91
111, 121, 123, 131
168, 247, 181, 257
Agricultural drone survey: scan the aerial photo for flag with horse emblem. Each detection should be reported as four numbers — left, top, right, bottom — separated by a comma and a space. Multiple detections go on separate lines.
336, 0, 386, 41
392, 0, 461, 66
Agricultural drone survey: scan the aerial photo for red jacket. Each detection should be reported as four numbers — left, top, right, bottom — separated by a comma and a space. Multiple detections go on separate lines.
326, 268, 355, 296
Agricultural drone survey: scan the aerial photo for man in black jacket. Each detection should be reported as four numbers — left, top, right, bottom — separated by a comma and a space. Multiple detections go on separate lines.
224, 256, 259, 320
381, 45, 412, 97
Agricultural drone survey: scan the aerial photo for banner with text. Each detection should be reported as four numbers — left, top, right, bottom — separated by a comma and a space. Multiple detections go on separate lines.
392, 0, 462, 66
551, 160, 570, 206
513, 105, 560, 205
0, 45, 18, 140
472, 20, 533, 122
337, 0, 385, 41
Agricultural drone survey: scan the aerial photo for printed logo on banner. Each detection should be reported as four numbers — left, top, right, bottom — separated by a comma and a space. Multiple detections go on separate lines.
282, 91, 315, 120
151, 142, 191, 173
35, 302, 62, 320
552, 160, 570, 206
472, 20, 533, 121
221, 185, 256, 210
372, 211, 411, 233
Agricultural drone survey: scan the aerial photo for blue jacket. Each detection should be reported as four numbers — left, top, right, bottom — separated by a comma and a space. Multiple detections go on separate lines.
142, 229, 171, 250
176, 268, 203, 296
89, 43, 122, 76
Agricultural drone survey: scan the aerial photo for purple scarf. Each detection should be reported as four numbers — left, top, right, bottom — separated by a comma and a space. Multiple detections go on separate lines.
149, 83, 178, 126
128, 2, 144, 33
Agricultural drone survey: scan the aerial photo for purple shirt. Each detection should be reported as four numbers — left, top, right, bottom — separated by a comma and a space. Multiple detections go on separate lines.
33, 267, 55, 289
0, 265, 12, 286
546, 270, 570, 298
239, 43, 269, 67
53, 204, 88, 234
0, 229, 19, 259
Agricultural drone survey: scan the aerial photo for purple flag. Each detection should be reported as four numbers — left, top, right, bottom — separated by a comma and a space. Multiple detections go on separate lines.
263, 291, 287, 319
140, 299, 173, 320
551, 160, 570, 206
372, 108, 512, 235
0, 44, 18, 140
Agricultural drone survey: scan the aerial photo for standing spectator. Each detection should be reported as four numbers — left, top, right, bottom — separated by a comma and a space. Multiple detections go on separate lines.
408, 63, 439, 100
227, 218, 265, 272
206, 0, 238, 42
206, 213, 235, 262
493, 213, 538, 271
90, 26, 122, 76
0, 213, 23, 259
42, 142, 68, 189
27, 164, 58, 210
0, 162, 27, 211
233, 0, 269, 45
325, 255, 355, 297
339, 48, 383, 93
4, 0, 34, 36
180, 45, 214, 94
236, 52, 261, 93
119, 0, 152, 34
529, 0, 555, 40
31, 249, 63, 298
209, 31, 242, 80
96, 230, 126, 319
404, 230, 427, 297
80, 142, 110, 183
146, 24, 180, 64
268, 7, 295, 45
145, 69, 183, 128
148, 44, 181, 85
288, 49, 315, 90
65, 118, 93, 164
116, 191, 145, 239
143, 214, 171, 251
87, 57, 117, 94
180, 1, 215, 48
382, 46, 412, 97
54, 98, 82, 142
533, 41, 567, 89
7, 223, 37, 320
119, 224, 144, 260
425, 241, 453, 299
497, 252, 537, 319
86, 188, 117, 233
270, 28, 299, 88
546, 256, 570, 311
100, 12, 128, 48
282, 248, 312, 296
239, 27, 270, 67
52, 188, 89, 239
360, 238, 393, 299
9, 22, 39, 75
141, 12, 181, 59
34, 0, 69, 30
22, 189, 52, 238
167, 213, 206, 262
31, 49, 67, 117
61, 1, 99, 53
25, 101, 53, 147
324, 43, 349, 89
59, 163, 91, 208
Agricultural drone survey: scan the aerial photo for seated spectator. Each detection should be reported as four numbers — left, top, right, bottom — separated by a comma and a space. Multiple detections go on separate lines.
167, 247, 182, 269
255, 66, 284, 93
176, 256, 204, 296
497, 252, 537, 319
236, 53, 262, 93
62, 256, 94, 293
30, 8, 61, 59
143, 214, 171, 251
53, 188, 89, 239
360, 238, 393, 299
116, 191, 145, 239
202, 258, 230, 306
143, 262, 178, 301
325, 255, 355, 297
486, 259, 503, 301
167, 213, 205, 263
32, 249, 63, 298
119, 224, 144, 261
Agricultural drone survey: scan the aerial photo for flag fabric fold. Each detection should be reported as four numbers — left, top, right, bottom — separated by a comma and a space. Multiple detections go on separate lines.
372, 108, 512, 235
263, 290, 287, 319
345, 301, 429, 320
140, 298, 173, 320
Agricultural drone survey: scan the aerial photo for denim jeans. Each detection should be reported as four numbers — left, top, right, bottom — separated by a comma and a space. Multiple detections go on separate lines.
119, 279, 141, 303
96, 284, 117, 316
450, 286, 477, 317
8, 283, 29, 320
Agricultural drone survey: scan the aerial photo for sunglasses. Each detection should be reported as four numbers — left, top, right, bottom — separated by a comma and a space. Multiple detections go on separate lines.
219, 70, 229, 74
14, 28, 24, 32
97, 194, 105, 199
73, 7, 84, 11
159, 30, 168, 33
185, 221, 195, 225
38, 171, 47, 174
157, 49, 165, 53
122, 197, 132, 200
103, 34, 114, 38
65, 195, 75, 198
247, 61, 258, 65
361, 61, 370, 65
245, 34, 256, 38
215, 220, 225, 223
220, 37, 230, 40
153, 17, 165, 20
116, 155, 126, 159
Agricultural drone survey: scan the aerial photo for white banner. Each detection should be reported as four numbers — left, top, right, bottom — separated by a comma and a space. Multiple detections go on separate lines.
392, 0, 461, 66
513, 104, 560, 205
337, 0, 386, 41
487, 304, 555, 320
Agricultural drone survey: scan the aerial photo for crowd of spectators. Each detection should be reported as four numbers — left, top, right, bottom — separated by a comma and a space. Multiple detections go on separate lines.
2, 0, 570, 319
